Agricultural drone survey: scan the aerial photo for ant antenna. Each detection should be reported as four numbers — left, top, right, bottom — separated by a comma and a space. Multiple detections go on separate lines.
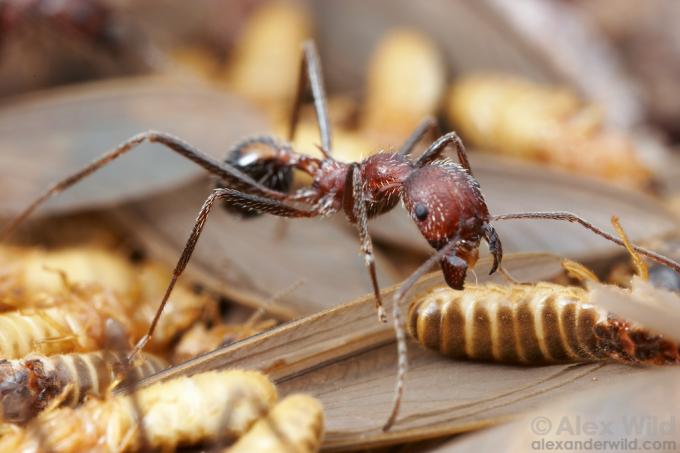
492, 211, 680, 275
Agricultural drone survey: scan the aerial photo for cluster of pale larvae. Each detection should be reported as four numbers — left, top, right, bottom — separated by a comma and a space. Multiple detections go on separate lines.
0, 245, 322, 452
0, 370, 324, 453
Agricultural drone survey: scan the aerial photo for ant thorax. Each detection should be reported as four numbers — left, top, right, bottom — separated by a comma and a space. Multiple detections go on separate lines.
310, 159, 349, 204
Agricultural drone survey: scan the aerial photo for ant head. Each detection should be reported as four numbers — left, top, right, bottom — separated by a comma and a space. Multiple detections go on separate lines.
402, 162, 492, 288
219, 140, 293, 218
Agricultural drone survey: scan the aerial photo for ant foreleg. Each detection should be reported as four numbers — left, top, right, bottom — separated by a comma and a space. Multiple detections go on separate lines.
482, 223, 503, 275
344, 164, 387, 323
383, 238, 460, 431
288, 40, 332, 152
492, 211, 680, 274
128, 187, 319, 362
398, 116, 438, 156
0, 131, 287, 241
415, 131, 472, 174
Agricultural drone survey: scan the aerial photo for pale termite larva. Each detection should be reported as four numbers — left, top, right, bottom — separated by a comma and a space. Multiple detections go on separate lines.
408, 283, 680, 364
174, 319, 277, 363
0, 370, 277, 452
0, 350, 167, 423
229, 394, 325, 453
0, 246, 211, 353
0, 304, 123, 359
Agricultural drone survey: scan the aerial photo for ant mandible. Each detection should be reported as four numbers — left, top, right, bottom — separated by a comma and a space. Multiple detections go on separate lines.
4, 41, 680, 431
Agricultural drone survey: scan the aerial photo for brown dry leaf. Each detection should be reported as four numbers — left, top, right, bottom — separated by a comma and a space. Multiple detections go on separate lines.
440, 367, 680, 452
129, 254, 649, 450
0, 76, 266, 218
369, 153, 677, 258
112, 180, 400, 319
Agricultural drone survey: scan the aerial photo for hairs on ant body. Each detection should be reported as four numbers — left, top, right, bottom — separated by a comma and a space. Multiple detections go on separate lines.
3, 41, 680, 432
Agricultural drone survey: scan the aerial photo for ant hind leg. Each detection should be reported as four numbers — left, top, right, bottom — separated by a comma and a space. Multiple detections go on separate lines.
128, 187, 319, 362
0, 131, 286, 241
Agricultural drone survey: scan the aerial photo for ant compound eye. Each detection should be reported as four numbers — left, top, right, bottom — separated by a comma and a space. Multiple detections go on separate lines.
414, 203, 429, 221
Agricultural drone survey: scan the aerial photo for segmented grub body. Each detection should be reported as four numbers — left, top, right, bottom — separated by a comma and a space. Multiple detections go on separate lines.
0, 246, 211, 354
408, 283, 680, 364
229, 394, 325, 453
0, 306, 110, 359
0, 351, 167, 423
0, 370, 277, 452
174, 319, 277, 363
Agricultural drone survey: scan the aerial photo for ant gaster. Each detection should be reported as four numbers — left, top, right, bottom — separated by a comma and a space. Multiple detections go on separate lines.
4, 41, 680, 432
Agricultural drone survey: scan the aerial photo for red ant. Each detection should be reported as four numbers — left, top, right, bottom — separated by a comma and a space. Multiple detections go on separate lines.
3, 40, 680, 431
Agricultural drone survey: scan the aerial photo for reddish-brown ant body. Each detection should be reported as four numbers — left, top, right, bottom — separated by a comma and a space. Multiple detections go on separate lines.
4, 40, 680, 431
0, 41, 503, 329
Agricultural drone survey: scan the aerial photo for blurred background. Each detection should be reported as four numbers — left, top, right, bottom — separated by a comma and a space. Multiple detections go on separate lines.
2, 1, 680, 450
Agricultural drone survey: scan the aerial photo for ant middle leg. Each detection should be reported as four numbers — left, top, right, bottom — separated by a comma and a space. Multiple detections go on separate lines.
0, 131, 287, 241
343, 164, 387, 323
415, 131, 472, 174
398, 116, 439, 156
129, 187, 320, 360
288, 40, 332, 154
